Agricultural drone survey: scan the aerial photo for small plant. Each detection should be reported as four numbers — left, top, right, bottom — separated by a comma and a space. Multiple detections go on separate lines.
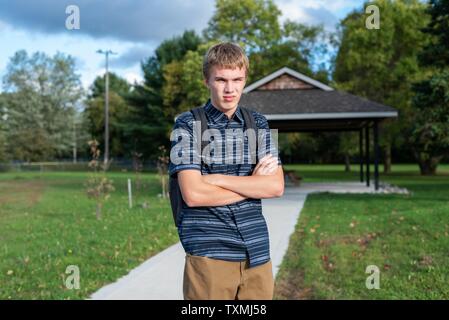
132, 150, 144, 193
85, 140, 115, 220
157, 145, 169, 199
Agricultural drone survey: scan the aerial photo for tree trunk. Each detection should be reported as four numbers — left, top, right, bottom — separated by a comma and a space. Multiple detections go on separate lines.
344, 153, 351, 172
418, 160, 438, 175
414, 151, 442, 176
383, 143, 391, 174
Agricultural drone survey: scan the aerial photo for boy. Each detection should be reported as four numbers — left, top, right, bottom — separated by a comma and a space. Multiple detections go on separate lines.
169, 42, 284, 300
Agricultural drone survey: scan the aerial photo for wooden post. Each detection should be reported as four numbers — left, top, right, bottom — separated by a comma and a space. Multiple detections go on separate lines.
365, 125, 370, 187
128, 178, 132, 209
359, 129, 364, 183
374, 121, 379, 190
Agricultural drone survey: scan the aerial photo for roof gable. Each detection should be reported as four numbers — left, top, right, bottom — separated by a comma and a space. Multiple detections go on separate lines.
244, 66, 334, 93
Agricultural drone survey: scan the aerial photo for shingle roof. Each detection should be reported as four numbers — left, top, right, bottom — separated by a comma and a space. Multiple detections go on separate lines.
239, 89, 397, 116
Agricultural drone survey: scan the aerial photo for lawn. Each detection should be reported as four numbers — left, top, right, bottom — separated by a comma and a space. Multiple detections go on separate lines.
274, 164, 449, 299
0, 171, 178, 299
1, 164, 448, 299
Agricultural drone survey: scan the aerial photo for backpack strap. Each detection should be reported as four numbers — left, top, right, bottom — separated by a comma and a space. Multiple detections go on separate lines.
240, 107, 259, 164
191, 106, 208, 164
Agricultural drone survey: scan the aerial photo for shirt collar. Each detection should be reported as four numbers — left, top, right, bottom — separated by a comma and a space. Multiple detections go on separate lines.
204, 99, 244, 123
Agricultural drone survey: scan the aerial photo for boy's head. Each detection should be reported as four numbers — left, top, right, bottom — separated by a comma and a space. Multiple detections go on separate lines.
203, 42, 249, 117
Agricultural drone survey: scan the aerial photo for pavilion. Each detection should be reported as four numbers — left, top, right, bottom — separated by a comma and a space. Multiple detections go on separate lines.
240, 67, 398, 190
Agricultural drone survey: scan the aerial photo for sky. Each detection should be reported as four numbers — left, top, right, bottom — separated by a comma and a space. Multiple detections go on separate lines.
0, 0, 366, 91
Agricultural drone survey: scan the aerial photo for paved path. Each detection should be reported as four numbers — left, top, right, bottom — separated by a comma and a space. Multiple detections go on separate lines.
91, 182, 382, 300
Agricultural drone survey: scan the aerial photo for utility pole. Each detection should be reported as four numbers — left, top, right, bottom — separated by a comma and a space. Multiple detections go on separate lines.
96, 49, 117, 165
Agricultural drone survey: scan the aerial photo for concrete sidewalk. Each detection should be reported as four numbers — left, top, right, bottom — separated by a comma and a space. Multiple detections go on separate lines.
91, 182, 390, 300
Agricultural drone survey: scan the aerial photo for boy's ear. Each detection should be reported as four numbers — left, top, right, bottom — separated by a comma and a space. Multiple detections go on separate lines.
203, 78, 209, 88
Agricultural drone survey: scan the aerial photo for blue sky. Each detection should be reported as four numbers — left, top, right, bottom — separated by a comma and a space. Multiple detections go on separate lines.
0, 0, 366, 91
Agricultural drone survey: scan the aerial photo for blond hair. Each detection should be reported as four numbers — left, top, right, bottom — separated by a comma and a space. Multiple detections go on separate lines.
202, 42, 249, 80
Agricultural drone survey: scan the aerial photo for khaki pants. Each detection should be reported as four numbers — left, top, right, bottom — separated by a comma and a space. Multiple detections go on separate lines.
183, 254, 274, 300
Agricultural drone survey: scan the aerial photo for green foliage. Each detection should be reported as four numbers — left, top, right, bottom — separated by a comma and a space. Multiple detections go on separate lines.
418, 0, 449, 68
84, 74, 133, 158
2, 50, 84, 161
334, 0, 429, 103
126, 30, 203, 160
204, 0, 282, 53
0, 94, 8, 162
162, 43, 212, 119
409, 0, 449, 175
89, 72, 131, 99
333, 0, 431, 169
410, 71, 449, 174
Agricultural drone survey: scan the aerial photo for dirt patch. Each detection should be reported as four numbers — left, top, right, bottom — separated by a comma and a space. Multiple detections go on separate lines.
274, 271, 314, 300
0, 180, 46, 206
316, 232, 379, 249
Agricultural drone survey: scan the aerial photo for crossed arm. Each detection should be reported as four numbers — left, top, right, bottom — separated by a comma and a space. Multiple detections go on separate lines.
178, 155, 284, 207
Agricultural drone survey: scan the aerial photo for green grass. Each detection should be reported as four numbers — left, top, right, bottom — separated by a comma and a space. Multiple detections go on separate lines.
275, 164, 449, 299
0, 171, 178, 299
1, 164, 448, 300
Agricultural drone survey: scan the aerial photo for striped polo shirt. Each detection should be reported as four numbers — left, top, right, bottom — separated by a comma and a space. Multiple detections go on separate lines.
168, 100, 281, 268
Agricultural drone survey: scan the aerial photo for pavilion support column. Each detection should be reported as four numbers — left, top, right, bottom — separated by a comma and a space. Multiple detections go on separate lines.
359, 129, 364, 183
373, 120, 380, 190
365, 124, 370, 187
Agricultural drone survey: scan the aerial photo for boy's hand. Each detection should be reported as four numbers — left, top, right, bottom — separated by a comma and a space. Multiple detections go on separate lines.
252, 154, 278, 176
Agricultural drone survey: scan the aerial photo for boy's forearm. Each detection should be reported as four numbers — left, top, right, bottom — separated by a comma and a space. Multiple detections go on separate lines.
186, 181, 246, 207
206, 174, 283, 199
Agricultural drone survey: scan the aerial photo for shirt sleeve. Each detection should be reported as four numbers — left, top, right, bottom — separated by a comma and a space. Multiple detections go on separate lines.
168, 113, 202, 177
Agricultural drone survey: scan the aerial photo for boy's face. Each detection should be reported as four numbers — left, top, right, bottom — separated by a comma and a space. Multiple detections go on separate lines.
204, 65, 246, 118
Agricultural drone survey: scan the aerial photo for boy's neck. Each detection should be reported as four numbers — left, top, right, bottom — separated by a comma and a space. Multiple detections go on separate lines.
210, 97, 238, 119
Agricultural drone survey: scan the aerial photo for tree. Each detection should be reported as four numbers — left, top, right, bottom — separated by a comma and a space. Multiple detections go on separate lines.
204, 0, 282, 53
409, 0, 449, 175
410, 71, 449, 174
0, 93, 8, 162
249, 21, 332, 83
2, 50, 84, 161
84, 72, 133, 158
127, 30, 203, 160
339, 132, 360, 172
89, 72, 131, 99
85, 91, 131, 158
162, 43, 212, 120
333, 0, 430, 173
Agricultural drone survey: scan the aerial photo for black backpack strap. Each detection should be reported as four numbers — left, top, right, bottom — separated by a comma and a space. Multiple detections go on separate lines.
191, 106, 208, 164
240, 107, 258, 164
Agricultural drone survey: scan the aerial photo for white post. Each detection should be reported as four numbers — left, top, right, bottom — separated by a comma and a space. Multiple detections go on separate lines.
128, 178, 132, 209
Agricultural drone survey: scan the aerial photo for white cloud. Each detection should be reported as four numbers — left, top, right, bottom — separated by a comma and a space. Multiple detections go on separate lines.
124, 72, 143, 85
276, 0, 364, 30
